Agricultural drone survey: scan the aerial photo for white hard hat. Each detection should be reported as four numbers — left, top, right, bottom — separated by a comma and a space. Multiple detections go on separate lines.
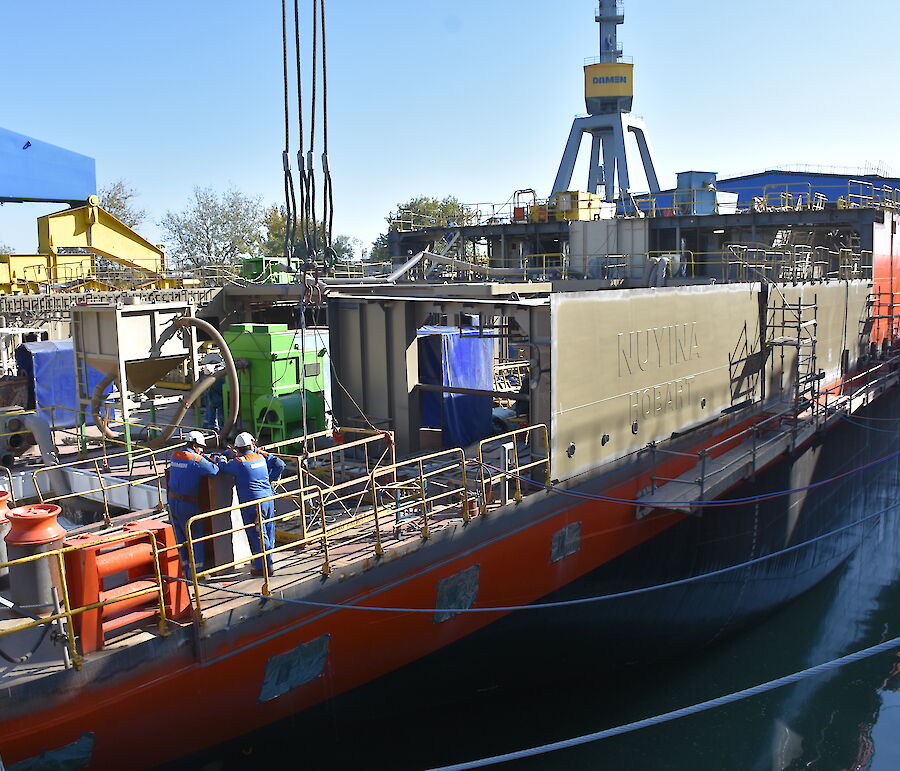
234, 431, 254, 449
186, 430, 207, 447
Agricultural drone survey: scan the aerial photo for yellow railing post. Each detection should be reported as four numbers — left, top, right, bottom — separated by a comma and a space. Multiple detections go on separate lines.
32, 467, 45, 502
187, 518, 203, 619
2, 466, 15, 507
146, 534, 169, 637
418, 459, 430, 539
477, 442, 489, 515
459, 449, 471, 523
370, 473, 384, 556
319, 493, 332, 576
149, 451, 165, 512
542, 425, 552, 485
511, 440, 523, 503
93, 459, 112, 526
54, 551, 82, 670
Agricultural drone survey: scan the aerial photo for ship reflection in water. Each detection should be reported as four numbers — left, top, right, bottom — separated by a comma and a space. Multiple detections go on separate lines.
169, 415, 900, 771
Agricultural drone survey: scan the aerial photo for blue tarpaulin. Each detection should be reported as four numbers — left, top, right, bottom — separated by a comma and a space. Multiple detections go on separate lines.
17, 339, 109, 428
418, 326, 493, 448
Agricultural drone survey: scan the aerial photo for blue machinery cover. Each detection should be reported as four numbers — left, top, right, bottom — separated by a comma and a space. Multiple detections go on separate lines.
417, 326, 493, 448
0, 127, 96, 204
17, 340, 109, 428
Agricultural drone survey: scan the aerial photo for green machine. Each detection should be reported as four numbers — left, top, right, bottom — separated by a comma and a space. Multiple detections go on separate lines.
223, 323, 326, 444
240, 255, 296, 284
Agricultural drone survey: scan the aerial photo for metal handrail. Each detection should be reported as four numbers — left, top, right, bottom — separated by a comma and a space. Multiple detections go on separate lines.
478, 425, 551, 506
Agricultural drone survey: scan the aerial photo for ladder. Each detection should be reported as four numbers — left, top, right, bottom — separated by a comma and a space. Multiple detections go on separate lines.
424, 230, 462, 279
767, 292, 820, 416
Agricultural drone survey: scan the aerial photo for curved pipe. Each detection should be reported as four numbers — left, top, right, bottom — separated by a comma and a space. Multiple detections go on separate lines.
173, 316, 240, 441
92, 369, 227, 449
90, 314, 241, 448
143, 372, 220, 449
91, 371, 120, 441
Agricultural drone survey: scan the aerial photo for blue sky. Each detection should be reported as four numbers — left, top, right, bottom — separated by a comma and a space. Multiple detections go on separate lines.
2, 0, 899, 255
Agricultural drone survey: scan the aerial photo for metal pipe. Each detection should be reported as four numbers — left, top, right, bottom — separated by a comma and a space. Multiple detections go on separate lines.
173, 316, 240, 441
416, 383, 530, 401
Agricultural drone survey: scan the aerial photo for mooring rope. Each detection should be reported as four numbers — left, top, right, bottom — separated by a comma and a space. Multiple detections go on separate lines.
422, 635, 900, 770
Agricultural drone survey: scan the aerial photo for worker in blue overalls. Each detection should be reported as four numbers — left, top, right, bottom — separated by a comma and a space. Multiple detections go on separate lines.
216, 431, 286, 576
168, 430, 219, 577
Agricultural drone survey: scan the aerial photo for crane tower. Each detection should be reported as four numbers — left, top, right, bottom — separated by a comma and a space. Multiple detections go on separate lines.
551, 1, 660, 200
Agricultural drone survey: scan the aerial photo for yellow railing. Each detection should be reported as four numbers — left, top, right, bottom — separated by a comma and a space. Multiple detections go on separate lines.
524, 253, 568, 279
330, 261, 393, 279
477, 424, 550, 506
1, 422, 551, 658
184, 444, 473, 614
633, 247, 875, 284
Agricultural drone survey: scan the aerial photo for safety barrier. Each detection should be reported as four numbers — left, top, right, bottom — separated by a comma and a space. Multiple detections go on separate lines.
646, 246, 875, 284
451, 181, 900, 227
478, 425, 551, 508
183, 444, 473, 613
383, 245, 875, 286
643, 352, 900, 505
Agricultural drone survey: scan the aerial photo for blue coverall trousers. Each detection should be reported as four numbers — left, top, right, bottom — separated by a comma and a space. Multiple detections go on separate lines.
239, 499, 275, 571
170, 499, 204, 576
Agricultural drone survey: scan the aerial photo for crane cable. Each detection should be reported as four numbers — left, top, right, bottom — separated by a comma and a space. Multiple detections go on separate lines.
307, 0, 319, 265
280, 0, 298, 261
293, 0, 310, 257
320, 0, 335, 261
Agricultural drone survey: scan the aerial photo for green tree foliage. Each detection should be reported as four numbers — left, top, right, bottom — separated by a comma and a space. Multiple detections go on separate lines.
262, 205, 359, 261
98, 179, 146, 228
0, 243, 13, 255
160, 187, 264, 269
369, 233, 389, 263
370, 195, 467, 262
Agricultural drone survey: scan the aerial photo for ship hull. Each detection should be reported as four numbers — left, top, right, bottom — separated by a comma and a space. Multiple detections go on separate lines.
3, 387, 899, 770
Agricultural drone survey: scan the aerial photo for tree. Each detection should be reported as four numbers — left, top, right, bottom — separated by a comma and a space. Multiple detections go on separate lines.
370, 195, 468, 262
0, 243, 13, 255
99, 179, 146, 228
369, 233, 389, 263
160, 187, 265, 269
262, 204, 359, 262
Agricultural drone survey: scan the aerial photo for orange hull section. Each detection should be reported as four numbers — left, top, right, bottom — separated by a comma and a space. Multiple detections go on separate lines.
0, 416, 786, 769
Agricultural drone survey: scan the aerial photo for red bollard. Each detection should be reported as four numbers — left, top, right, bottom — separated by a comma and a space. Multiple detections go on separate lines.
5, 504, 65, 612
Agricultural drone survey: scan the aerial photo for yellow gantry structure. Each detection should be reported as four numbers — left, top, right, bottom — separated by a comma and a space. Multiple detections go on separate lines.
0, 196, 195, 293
